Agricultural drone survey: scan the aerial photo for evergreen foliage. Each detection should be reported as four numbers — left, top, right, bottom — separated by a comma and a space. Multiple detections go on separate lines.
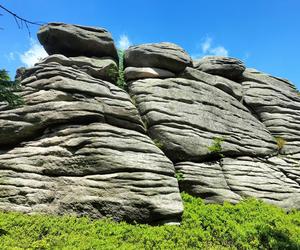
0, 193, 299, 249
0, 69, 24, 107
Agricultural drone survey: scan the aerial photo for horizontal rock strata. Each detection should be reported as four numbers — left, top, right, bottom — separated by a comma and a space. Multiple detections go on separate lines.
128, 78, 277, 162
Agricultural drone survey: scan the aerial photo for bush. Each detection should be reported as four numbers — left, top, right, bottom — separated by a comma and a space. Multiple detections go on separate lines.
275, 137, 286, 152
208, 137, 224, 157
0, 69, 24, 107
116, 50, 126, 89
0, 193, 299, 249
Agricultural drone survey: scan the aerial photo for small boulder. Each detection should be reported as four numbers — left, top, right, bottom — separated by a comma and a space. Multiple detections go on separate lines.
194, 56, 245, 81
37, 23, 118, 60
125, 42, 192, 73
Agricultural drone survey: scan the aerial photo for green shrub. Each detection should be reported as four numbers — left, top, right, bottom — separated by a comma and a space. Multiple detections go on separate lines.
0, 69, 24, 107
275, 137, 286, 152
208, 137, 224, 157
0, 193, 299, 249
153, 138, 164, 149
175, 171, 184, 182
116, 49, 126, 89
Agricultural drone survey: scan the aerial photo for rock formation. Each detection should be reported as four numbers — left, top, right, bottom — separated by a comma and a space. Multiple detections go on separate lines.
0, 23, 299, 223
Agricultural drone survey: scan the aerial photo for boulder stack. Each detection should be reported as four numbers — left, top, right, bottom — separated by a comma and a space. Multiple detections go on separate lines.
0, 23, 299, 224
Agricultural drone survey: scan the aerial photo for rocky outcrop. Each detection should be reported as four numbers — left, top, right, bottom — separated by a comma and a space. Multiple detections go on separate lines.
128, 78, 277, 162
241, 69, 300, 155
124, 42, 192, 73
0, 23, 183, 224
194, 56, 245, 81
1, 23, 300, 223
38, 23, 118, 60
176, 156, 300, 209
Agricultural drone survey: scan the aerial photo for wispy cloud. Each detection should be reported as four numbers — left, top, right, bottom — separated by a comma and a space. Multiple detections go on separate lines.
117, 35, 131, 50
20, 39, 48, 67
193, 37, 229, 59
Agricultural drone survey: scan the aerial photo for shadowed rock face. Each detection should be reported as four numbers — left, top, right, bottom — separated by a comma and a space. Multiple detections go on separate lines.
1, 23, 300, 223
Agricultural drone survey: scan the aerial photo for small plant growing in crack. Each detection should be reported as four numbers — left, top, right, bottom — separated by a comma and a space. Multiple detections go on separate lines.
208, 137, 224, 157
275, 137, 286, 153
175, 171, 184, 182
153, 139, 164, 149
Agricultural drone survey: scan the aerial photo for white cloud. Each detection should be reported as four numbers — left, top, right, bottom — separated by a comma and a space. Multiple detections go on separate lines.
209, 46, 228, 57
201, 37, 212, 54
20, 39, 48, 67
195, 37, 229, 58
117, 35, 131, 50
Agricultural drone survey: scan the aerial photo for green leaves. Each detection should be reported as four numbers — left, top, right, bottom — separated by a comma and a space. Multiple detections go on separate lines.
0, 194, 299, 249
208, 137, 225, 157
0, 69, 24, 107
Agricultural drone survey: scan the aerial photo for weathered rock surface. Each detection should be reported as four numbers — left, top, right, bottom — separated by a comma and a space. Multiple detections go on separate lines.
128, 78, 277, 162
1, 22, 300, 220
0, 59, 183, 223
0, 63, 144, 146
39, 54, 118, 82
194, 56, 246, 81
125, 67, 175, 81
180, 67, 242, 100
125, 42, 192, 73
0, 122, 183, 223
38, 23, 118, 60
176, 156, 300, 209
241, 69, 300, 154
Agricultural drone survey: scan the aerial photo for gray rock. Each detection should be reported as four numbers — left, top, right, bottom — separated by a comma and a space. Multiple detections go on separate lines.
0, 63, 144, 146
241, 69, 300, 154
0, 61, 184, 224
125, 67, 175, 81
128, 78, 277, 162
179, 67, 243, 100
125, 42, 192, 73
176, 156, 300, 209
194, 56, 246, 81
0, 123, 183, 223
39, 54, 118, 82
37, 23, 118, 60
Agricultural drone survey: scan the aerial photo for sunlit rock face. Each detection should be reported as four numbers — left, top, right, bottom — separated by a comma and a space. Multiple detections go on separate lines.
0, 23, 299, 224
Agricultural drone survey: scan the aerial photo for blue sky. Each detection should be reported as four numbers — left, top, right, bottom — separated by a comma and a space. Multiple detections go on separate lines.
0, 0, 299, 89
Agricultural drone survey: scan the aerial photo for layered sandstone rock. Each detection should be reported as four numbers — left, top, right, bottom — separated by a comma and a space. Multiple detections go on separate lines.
0, 23, 299, 223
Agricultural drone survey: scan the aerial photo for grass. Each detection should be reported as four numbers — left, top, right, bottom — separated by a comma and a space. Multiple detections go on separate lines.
275, 137, 286, 152
0, 193, 299, 250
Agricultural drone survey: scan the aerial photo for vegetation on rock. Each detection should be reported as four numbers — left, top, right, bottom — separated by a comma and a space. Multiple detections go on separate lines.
208, 137, 224, 157
117, 49, 126, 89
275, 137, 286, 152
0, 193, 299, 250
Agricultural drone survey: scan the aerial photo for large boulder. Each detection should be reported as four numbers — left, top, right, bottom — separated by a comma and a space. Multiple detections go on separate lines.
124, 42, 192, 73
0, 122, 183, 223
128, 78, 277, 162
0, 61, 183, 223
37, 23, 118, 60
241, 69, 300, 154
176, 156, 300, 209
194, 56, 246, 81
